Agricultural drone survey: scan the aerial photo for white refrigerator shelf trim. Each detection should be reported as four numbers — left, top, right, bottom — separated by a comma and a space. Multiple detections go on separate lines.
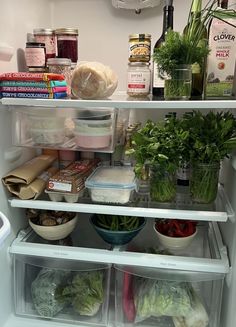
1, 93, 236, 109
10, 240, 229, 274
9, 198, 229, 221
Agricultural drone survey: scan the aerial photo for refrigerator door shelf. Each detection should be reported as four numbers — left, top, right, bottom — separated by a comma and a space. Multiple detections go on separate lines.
0, 211, 11, 247
9, 184, 235, 222
1, 93, 236, 109
10, 221, 229, 274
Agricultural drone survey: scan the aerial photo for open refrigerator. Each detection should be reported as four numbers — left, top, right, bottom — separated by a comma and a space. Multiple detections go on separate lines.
0, 1, 236, 327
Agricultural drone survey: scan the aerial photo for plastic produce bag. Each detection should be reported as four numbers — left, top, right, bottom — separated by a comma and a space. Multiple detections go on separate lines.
71, 61, 118, 99
31, 268, 69, 317
134, 277, 192, 323
56, 270, 104, 316
172, 289, 209, 327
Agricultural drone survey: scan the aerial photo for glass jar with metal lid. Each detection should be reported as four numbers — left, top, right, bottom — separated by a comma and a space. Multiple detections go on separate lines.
55, 28, 79, 64
47, 58, 72, 94
127, 62, 151, 97
129, 33, 151, 62
33, 28, 56, 59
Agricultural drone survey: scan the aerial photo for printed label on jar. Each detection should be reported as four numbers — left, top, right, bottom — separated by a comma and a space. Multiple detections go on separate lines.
25, 48, 45, 67
129, 41, 150, 61
127, 71, 150, 95
34, 35, 56, 56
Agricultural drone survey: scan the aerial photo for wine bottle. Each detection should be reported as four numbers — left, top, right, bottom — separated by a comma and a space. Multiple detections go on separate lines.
152, 0, 174, 99
183, 0, 208, 99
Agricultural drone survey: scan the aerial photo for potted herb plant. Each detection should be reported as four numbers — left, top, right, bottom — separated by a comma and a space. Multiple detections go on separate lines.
184, 111, 236, 203
127, 116, 188, 202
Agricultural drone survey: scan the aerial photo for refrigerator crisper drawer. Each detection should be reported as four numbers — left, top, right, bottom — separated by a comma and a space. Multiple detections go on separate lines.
115, 264, 225, 327
13, 255, 111, 326
11, 107, 118, 153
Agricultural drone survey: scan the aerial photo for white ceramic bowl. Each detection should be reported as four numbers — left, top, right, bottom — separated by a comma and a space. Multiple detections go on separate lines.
29, 214, 78, 241
153, 222, 197, 249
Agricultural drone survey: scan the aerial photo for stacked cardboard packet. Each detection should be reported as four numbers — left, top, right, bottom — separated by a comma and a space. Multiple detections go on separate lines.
2, 154, 58, 200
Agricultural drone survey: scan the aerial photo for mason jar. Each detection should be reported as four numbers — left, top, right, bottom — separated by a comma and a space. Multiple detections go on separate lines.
33, 28, 56, 59
127, 62, 151, 97
55, 28, 78, 64
47, 58, 72, 94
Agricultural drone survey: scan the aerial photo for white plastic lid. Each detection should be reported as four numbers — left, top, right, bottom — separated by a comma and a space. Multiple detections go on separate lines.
85, 166, 136, 190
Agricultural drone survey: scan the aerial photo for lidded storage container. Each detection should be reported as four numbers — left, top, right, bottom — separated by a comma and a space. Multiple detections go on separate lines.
85, 166, 136, 204
55, 28, 79, 63
33, 28, 56, 59
47, 58, 72, 94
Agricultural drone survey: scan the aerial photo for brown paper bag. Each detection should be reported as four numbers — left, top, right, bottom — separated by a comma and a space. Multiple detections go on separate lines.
5, 166, 58, 200
2, 154, 56, 185
2, 154, 57, 199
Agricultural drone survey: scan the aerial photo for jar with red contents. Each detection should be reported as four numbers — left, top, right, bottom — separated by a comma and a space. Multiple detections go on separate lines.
33, 28, 56, 60
55, 28, 78, 64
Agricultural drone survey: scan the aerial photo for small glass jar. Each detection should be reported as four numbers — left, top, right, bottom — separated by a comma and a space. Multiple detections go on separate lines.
127, 62, 151, 97
129, 34, 151, 62
25, 42, 46, 69
33, 28, 56, 59
47, 58, 72, 94
55, 28, 78, 64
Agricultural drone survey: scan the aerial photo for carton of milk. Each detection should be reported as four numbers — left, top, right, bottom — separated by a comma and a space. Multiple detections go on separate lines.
206, 13, 236, 99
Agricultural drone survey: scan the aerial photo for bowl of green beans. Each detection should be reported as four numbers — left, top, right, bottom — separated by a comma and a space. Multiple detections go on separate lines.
90, 214, 146, 245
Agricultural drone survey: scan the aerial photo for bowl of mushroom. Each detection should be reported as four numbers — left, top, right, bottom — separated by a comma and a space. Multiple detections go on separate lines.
27, 209, 78, 241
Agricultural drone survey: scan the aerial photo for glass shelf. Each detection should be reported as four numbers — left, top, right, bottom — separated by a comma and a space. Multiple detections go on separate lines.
1, 92, 236, 110
9, 184, 235, 223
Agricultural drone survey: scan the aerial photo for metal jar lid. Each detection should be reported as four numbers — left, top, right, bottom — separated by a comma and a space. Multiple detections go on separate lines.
33, 28, 55, 35
55, 28, 79, 35
26, 42, 46, 47
128, 62, 150, 67
47, 58, 72, 66
129, 33, 151, 40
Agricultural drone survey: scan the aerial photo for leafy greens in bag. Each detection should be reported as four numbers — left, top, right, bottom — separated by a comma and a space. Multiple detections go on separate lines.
31, 268, 69, 317
56, 270, 104, 316
134, 278, 192, 322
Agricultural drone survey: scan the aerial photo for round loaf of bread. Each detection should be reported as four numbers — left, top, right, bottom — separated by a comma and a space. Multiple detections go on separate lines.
71, 61, 118, 99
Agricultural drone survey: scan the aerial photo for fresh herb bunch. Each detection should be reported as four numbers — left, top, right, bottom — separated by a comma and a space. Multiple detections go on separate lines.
95, 214, 142, 231
126, 116, 189, 178
153, 29, 210, 77
185, 111, 236, 163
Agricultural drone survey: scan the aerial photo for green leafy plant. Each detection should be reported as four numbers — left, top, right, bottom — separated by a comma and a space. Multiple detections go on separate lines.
183, 110, 236, 203
153, 29, 210, 78
127, 116, 189, 202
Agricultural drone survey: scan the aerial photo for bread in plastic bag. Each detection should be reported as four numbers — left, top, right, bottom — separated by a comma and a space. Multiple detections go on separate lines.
71, 61, 118, 99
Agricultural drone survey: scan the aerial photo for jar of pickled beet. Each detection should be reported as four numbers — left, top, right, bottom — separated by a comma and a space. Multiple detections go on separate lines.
55, 28, 78, 64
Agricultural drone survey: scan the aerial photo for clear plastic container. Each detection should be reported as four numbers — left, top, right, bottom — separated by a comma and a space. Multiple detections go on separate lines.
30, 128, 65, 145
13, 254, 111, 326
85, 166, 136, 204
29, 114, 65, 130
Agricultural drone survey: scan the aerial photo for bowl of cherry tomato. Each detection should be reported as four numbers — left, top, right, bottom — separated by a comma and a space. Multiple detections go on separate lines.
153, 219, 197, 249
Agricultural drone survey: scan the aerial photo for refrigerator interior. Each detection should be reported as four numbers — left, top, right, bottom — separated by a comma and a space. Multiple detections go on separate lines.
0, 1, 236, 327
